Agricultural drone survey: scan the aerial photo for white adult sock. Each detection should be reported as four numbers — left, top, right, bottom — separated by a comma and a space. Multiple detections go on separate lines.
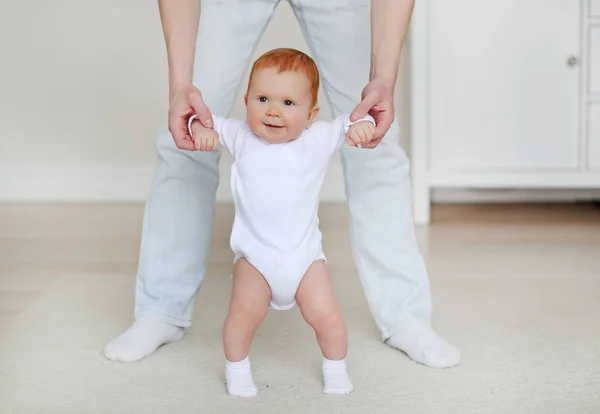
322, 358, 353, 395
385, 320, 461, 369
225, 356, 258, 397
103, 317, 184, 363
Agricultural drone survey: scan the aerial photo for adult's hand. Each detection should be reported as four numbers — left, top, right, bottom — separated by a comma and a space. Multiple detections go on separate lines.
168, 83, 214, 151
349, 78, 395, 149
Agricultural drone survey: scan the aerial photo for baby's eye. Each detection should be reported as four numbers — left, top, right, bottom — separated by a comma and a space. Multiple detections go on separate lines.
284, 100, 293, 106
259, 96, 267, 103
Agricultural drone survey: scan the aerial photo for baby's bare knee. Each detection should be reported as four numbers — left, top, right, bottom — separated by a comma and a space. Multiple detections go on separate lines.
229, 297, 268, 326
302, 301, 344, 332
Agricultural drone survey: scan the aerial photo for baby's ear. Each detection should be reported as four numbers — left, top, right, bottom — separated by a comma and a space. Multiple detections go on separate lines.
306, 105, 320, 127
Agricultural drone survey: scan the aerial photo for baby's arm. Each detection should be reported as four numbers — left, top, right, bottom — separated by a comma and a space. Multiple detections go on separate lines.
346, 116, 376, 148
187, 113, 245, 154
308, 113, 376, 157
331, 113, 377, 150
188, 114, 223, 152
188, 115, 219, 151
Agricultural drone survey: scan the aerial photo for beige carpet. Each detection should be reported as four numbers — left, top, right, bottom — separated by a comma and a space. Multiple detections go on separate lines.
1, 268, 599, 413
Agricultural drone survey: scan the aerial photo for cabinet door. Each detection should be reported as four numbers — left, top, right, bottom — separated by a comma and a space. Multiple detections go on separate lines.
590, 25, 600, 96
591, 0, 600, 17
589, 104, 600, 170
428, 0, 581, 171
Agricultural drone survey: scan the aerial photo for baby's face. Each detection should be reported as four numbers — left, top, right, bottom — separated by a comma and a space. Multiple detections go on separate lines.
245, 67, 318, 143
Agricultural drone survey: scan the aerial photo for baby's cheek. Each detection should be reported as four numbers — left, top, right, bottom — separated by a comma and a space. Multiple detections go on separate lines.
247, 117, 261, 132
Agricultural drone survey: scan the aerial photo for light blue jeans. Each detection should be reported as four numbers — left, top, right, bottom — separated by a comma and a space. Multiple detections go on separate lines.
134, 0, 432, 340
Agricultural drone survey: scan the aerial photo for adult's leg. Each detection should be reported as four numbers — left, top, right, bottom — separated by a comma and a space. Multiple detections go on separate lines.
103, 0, 280, 362
290, 0, 460, 368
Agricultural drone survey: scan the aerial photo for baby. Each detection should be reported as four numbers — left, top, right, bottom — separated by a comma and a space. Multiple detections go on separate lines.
188, 48, 376, 397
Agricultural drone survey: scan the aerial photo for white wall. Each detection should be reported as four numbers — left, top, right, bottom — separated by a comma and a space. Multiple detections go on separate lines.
4, 1, 586, 205
0, 1, 411, 202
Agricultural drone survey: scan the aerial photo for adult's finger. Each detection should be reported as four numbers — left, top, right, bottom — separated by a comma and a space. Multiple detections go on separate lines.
168, 103, 189, 144
373, 111, 394, 141
177, 138, 196, 151
189, 92, 213, 129
169, 113, 195, 150
350, 90, 379, 122
360, 136, 383, 149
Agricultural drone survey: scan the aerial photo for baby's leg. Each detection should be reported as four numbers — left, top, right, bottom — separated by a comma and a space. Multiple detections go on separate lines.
296, 260, 353, 395
222, 258, 271, 397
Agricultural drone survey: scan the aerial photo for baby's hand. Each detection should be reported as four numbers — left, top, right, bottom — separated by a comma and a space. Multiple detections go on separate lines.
191, 120, 220, 151
347, 121, 375, 148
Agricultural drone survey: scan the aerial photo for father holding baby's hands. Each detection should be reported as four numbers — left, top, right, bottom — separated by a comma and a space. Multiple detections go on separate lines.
104, 0, 460, 370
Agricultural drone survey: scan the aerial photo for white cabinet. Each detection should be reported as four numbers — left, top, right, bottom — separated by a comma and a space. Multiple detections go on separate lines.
410, 0, 600, 223
590, 25, 600, 95
591, 0, 600, 17
428, 0, 580, 171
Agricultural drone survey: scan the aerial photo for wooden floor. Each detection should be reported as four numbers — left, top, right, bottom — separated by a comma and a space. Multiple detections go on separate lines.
1, 202, 599, 331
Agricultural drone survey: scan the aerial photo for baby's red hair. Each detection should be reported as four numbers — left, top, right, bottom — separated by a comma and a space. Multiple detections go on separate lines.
247, 48, 320, 107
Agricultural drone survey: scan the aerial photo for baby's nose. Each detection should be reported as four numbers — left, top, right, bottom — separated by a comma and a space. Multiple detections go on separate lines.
266, 107, 281, 117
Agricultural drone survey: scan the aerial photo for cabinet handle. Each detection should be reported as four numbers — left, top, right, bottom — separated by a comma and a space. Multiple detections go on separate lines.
567, 56, 578, 67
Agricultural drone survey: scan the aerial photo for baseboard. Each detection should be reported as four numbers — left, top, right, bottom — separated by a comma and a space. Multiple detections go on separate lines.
2, 166, 599, 204
0, 165, 348, 203
431, 188, 600, 203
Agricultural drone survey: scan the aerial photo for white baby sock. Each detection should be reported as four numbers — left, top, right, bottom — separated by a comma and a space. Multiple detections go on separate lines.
385, 320, 461, 369
226, 356, 258, 397
103, 317, 184, 363
322, 358, 353, 395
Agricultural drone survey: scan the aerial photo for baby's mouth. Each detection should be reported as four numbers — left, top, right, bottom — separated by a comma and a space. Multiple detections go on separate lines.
264, 123, 284, 129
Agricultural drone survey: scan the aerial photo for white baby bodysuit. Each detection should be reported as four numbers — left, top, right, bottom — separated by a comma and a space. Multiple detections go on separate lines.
188, 113, 375, 310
